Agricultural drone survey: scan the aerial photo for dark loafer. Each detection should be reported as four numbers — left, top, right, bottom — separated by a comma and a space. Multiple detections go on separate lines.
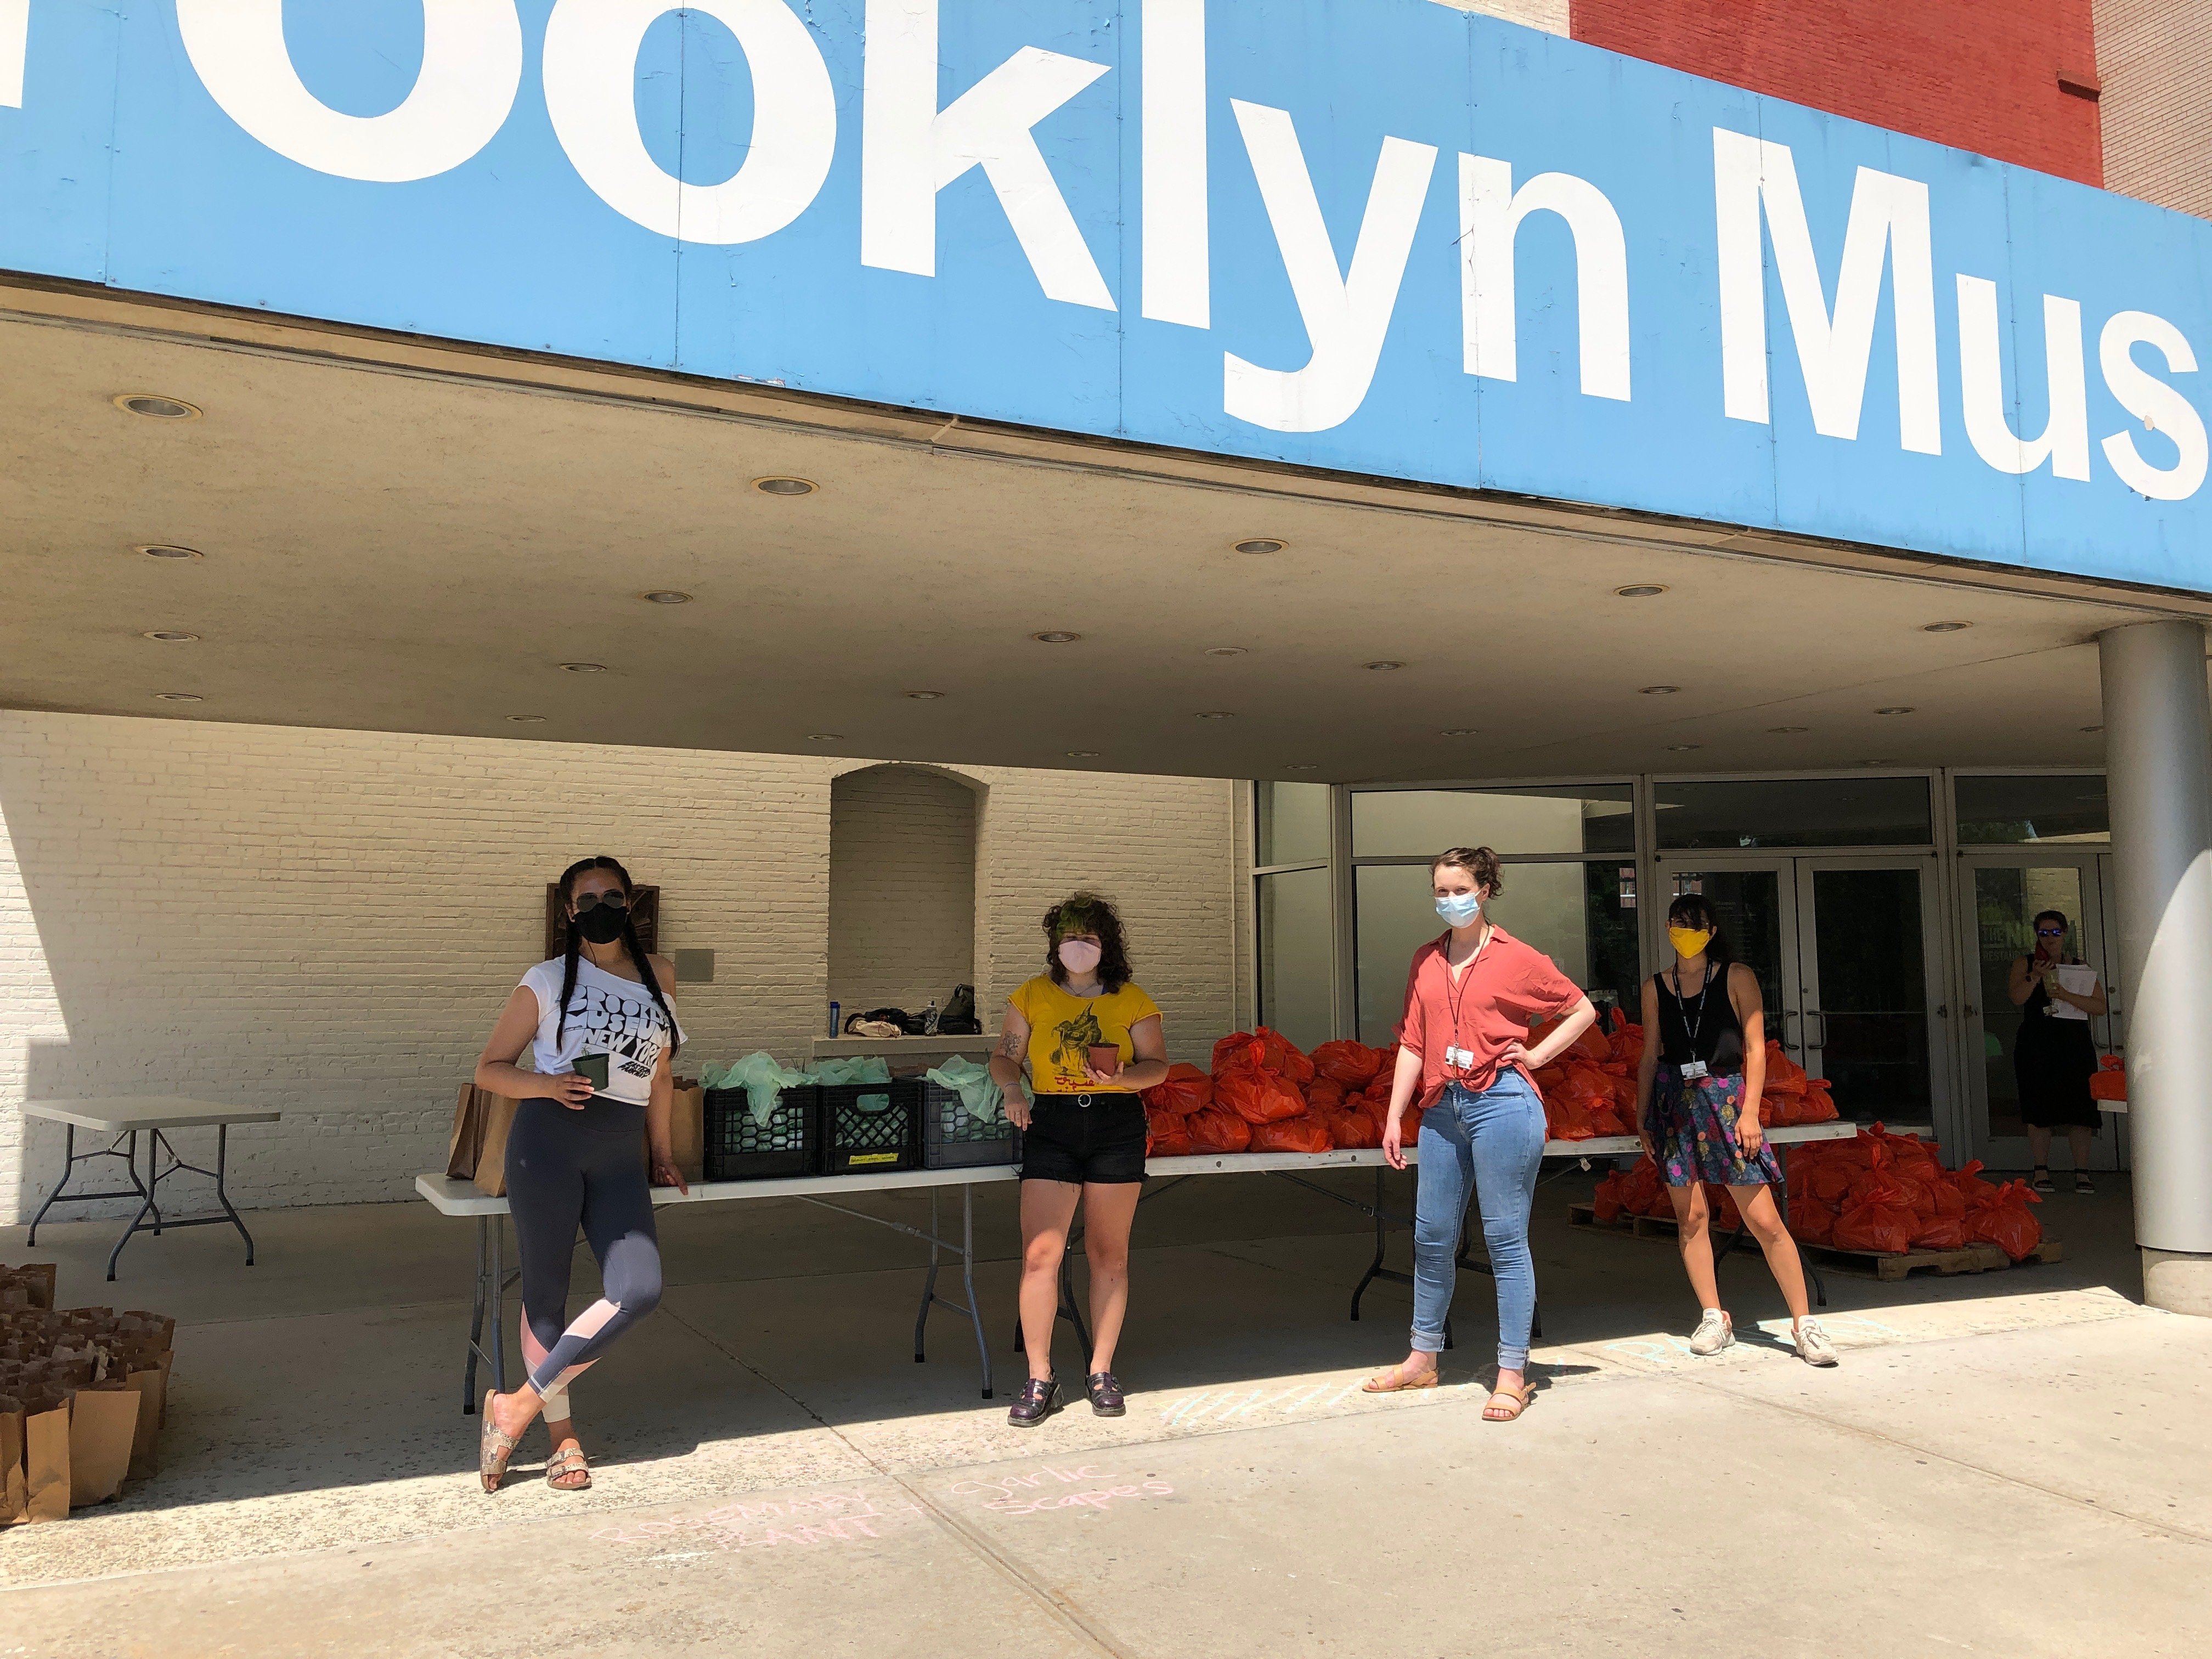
1085, 1370, 1126, 1417
1007, 1375, 1061, 1429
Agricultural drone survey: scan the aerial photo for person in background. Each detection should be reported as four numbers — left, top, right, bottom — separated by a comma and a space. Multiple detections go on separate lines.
1635, 894, 1835, 1367
2008, 909, 2107, 1194
470, 856, 686, 1492
1365, 846, 1598, 1421
990, 892, 1169, 1428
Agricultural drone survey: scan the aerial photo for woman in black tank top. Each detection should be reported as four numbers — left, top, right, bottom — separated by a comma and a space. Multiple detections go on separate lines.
1634, 895, 1835, 1367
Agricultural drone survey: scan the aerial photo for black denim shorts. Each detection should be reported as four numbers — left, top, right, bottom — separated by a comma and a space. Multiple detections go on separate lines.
1020, 1093, 1147, 1185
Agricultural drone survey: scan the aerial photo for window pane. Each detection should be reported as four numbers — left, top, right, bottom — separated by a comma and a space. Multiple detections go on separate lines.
1955, 775, 2109, 844
1257, 868, 1334, 1051
1353, 862, 1638, 1044
1655, 777, 1932, 849
1351, 784, 1634, 857
1257, 781, 1331, 866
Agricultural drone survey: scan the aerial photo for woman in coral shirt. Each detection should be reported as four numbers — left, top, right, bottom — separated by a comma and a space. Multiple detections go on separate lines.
1365, 846, 1596, 1421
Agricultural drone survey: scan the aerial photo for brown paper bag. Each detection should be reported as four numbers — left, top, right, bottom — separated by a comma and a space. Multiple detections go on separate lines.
644, 1086, 706, 1183
123, 1368, 165, 1480
123, 1312, 177, 1353
1, 1265, 57, 1312
471, 1091, 523, 1199
67, 1383, 137, 1506
1, 1396, 25, 1526
445, 1082, 483, 1180
25, 1397, 69, 1521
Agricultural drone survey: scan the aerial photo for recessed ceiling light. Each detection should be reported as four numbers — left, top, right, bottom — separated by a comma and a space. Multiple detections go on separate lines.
2080, 724, 2104, 733
1233, 538, 1285, 555
905, 690, 946, 700
1769, 725, 1809, 734
1031, 631, 1082, 644
1364, 661, 1404, 672
806, 733, 843, 741
1640, 685, 1680, 695
1861, 758, 1894, 766
752, 476, 816, 496
136, 544, 202, 560
640, 590, 692, 605
507, 714, 548, 724
1876, 706, 1916, 715
1922, 621, 1972, 633
1615, 585, 1668, 598
1284, 764, 1319, 771
560, 662, 608, 673
140, 629, 198, 642
1065, 749, 1101, 758
1441, 727, 1478, 737
1203, 646, 1248, 657
154, 692, 203, 702
113, 393, 201, 421
1666, 743, 1702, 752
1195, 710, 1235, 719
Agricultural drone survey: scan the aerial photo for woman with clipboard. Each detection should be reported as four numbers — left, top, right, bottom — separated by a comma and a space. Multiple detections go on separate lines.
2008, 909, 2108, 1195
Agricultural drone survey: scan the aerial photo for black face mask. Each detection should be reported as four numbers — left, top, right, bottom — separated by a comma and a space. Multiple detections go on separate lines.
574, 903, 628, 945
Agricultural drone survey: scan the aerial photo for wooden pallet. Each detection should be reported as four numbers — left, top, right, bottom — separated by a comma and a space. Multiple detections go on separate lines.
1567, 1203, 2064, 1280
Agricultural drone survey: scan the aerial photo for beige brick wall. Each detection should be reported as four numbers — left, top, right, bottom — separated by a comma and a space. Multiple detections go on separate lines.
1431, 0, 1569, 35
0, 713, 1243, 1220
828, 764, 978, 1019
2096, 0, 2212, 218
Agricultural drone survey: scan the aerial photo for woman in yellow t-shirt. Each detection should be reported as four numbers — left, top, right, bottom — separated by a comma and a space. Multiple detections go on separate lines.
988, 891, 1168, 1428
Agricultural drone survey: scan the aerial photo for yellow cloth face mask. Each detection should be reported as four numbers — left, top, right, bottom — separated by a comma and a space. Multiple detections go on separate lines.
1668, 926, 1714, 959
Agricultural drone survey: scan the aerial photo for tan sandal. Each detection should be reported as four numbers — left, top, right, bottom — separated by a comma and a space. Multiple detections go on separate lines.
1482, 1381, 1533, 1422
479, 1391, 521, 1492
545, 1441, 591, 1491
1362, 1362, 1440, 1393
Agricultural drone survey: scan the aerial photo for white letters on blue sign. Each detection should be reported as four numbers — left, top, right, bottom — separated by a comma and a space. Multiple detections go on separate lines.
1957, 278, 2090, 481
1716, 130, 1942, 455
543, 0, 834, 242
2100, 312, 2209, 501
1459, 155, 1630, 401
1225, 102, 1437, 433
1141, 0, 1209, 328
174, 0, 523, 184
861, 0, 1114, 308
1, 0, 25, 109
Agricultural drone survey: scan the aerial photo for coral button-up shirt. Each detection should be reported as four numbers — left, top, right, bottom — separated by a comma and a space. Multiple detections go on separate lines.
1397, 926, 1583, 1108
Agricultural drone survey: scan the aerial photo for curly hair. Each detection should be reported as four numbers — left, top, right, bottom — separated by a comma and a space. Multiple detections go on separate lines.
1042, 890, 1133, 992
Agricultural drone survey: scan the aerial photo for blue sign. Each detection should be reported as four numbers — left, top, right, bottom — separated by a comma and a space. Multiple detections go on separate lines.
5, 2, 2210, 592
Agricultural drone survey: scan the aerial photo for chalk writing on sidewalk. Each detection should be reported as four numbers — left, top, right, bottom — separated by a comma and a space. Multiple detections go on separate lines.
592, 1488, 921, 1555
947, 1464, 1175, 1517
1157, 1375, 1476, 1427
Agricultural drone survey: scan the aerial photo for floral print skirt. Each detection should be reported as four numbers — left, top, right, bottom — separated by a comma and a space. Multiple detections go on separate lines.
1649, 1065, 1783, 1189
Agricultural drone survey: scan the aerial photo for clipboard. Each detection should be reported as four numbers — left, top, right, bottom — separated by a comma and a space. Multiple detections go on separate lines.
2046, 964, 2097, 1020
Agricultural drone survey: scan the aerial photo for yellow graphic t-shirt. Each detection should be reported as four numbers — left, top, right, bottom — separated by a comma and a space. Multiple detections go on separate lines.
1008, 975, 1163, 1093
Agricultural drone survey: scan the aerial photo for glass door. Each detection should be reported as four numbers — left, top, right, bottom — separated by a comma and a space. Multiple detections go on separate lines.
1957, 853, 2120, 1171
1795, 859, 1946, 1127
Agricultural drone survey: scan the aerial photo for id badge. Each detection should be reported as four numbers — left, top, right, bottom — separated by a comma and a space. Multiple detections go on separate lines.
1445, 1046, 1476, 1070
1678, 1059, 1709, 1081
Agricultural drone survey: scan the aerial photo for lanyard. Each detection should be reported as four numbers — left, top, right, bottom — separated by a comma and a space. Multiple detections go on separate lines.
1669, 961, 1713, 1053
1441, 927, 1493, 1075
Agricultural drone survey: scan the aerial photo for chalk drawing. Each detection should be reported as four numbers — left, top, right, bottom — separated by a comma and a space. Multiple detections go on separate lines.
946, 1464, 1174, 1517
593, 1487, 921, 1554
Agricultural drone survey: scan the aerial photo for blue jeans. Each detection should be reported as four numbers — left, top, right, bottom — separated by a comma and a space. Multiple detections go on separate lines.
1411, 1073, 1547, 1369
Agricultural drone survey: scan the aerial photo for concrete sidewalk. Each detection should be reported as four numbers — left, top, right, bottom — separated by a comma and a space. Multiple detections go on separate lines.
4, 1172, 2206, 1656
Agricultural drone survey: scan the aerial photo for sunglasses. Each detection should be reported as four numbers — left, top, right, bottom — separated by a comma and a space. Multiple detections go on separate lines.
573, 891, 629, 914
2035, 926, 2066, 936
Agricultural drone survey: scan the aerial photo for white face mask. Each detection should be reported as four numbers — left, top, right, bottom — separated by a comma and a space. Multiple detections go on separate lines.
1058, 938, 1103, 975
1434, 891, 1483, 927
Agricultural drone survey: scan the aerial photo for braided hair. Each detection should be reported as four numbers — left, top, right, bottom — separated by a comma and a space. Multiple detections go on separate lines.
554, 855, 678, 1051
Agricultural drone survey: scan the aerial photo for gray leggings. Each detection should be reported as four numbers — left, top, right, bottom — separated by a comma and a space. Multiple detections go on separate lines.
505, 1097, 664, 1399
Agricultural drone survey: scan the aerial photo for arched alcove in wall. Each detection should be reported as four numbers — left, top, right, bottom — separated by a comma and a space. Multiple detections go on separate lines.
828, 764, 979, 1019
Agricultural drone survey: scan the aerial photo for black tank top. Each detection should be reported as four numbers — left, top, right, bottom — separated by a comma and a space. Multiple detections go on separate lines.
1652, 964, 1746, 1073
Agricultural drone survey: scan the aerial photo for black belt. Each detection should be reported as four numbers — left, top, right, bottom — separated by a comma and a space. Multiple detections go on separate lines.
1036, 1092, 1131, 1109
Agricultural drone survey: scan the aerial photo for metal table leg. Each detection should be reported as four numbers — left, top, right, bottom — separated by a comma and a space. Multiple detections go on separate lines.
28, 1122, 156, 1249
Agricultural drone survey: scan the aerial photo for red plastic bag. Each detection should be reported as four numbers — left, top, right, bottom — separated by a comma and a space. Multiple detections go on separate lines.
1250, 1115, 1334, 1154
1789, 1200, 1837, 1245
1142, 1063, 1212, 1117
1186, 1108, 1252, 1153
1833, 1200, 1917, 1254
1312, 1040, 1385, 1088
1910, 1215, 1968, 1250
1329, 1111, 1380, 1150
1965, 1181, 2044, 1260
1210, 1028, 1315, 1085
1215, 1066, 1308, 1125
1146, 1108, 1194, 1157
1592, 1169, 1627, 1222
1306, 1076, 1347, 1114
2089, 1058, 2127, 1101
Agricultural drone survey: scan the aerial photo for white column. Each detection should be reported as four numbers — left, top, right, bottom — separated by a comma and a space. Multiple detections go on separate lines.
2098, 619, 2212, 1314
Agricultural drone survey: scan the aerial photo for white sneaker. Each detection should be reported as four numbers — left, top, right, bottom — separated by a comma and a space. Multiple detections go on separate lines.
1794, 1318, 1839, 1367
1688, 1310, 1734, 1355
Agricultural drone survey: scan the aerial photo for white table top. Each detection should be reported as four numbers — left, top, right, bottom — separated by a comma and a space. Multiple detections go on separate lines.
25, 1097, 283, 1132
416, 1119, 1920, 1217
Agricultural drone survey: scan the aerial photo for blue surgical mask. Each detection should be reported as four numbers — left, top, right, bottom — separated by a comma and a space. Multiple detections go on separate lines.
1435, 891, 1483, 927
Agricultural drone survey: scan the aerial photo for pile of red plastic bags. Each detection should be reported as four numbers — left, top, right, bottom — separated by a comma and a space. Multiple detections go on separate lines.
1589, 1124, 2044, 1259
1140, 1029, 1402, 1156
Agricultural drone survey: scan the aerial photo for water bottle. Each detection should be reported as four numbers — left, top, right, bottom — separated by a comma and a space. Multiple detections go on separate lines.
922, 998, 939, 1035
828, 1000, 841, 1038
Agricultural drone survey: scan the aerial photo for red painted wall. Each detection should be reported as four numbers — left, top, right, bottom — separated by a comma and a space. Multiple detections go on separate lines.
1571, 0, 2104, 185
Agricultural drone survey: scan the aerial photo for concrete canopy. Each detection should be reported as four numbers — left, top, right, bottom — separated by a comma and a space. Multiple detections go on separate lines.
1, 280, 2187, 783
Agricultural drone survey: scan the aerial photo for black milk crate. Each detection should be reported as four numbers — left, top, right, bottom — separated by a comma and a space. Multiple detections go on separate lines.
703, 1085, 821, 1181
921, 1080, 1021, 1169
819, 1077, 923, 1175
